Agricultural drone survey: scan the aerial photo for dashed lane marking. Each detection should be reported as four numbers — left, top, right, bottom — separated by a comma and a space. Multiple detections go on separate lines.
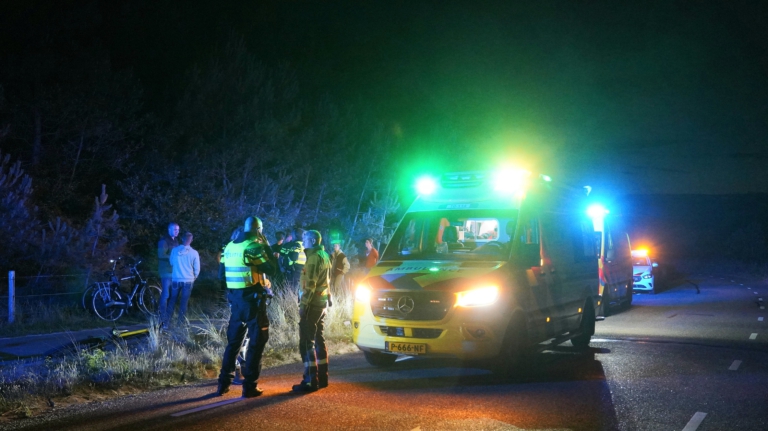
749, 333, 758, 340
729, 360, 742, 370
759, 317, 764, 322
748, 287, 752, 289
171, 398, 243, 417
682, 412, 707, 431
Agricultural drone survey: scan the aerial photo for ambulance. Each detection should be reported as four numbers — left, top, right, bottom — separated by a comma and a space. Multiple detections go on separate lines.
587, 204, 634, 315
352, 169, 600, 372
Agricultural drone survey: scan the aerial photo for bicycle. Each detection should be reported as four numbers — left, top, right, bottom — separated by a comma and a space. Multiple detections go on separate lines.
89, 257, 163, 322
81, 258, 122, 312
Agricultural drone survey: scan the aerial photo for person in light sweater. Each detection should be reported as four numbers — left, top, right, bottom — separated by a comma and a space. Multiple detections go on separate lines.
167, 232, 200, 328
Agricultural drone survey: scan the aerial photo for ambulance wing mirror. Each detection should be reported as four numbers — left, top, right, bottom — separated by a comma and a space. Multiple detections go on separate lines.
652, 262, 659, 268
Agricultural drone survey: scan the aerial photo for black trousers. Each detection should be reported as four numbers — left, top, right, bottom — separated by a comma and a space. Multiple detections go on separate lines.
219, 287, 269, 387
298, 305, 328, 387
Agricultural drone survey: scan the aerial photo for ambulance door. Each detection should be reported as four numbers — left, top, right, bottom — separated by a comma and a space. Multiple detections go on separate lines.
603, 216, 633, 308
515, 212, 558, 340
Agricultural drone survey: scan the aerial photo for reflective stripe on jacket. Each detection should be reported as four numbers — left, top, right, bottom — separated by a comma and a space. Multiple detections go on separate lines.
223, 239, 269, 289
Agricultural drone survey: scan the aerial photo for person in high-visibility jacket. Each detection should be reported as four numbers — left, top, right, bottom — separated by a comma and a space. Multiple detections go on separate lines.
216, 216, 275, 398
280, 227, 306, 290
292, 229, 331, 392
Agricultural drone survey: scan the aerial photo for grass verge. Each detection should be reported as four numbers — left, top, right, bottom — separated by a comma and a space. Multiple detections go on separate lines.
0, 284, 356, 421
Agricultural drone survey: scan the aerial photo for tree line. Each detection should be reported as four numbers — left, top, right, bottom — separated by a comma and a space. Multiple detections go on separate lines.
0, 16, 404, 290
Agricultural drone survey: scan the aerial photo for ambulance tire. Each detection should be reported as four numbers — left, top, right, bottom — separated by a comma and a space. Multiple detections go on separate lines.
623, 290, 633, 309
364, 351, 397, 367
571, 303, 595, 348
494, 314, 532, 377
602, 290, 611, 317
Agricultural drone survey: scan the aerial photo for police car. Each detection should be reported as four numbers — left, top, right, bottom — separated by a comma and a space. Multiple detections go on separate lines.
631, 249, 658, 294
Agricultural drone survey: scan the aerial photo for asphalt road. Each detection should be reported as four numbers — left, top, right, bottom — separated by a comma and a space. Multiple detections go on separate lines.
3, 274, 767, 431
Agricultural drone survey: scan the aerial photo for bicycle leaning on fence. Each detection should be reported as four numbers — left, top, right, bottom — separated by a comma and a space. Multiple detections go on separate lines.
82, 257, 162, 322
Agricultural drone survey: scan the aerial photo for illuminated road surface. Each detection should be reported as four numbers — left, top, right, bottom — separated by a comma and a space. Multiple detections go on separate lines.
4, 275, 767, 431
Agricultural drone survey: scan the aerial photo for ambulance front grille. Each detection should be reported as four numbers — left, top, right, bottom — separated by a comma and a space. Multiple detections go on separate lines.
371, 291, 453, 321
378, 326, 444, 339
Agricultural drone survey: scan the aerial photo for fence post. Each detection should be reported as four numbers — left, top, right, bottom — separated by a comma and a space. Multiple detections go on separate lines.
8, 270, 15, 323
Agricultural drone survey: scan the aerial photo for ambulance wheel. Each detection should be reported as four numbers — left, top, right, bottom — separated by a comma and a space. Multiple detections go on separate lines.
602, 291, 611, 317
571, 304, 595, 348
364, 351, 397, 367
495, 314, 532, 376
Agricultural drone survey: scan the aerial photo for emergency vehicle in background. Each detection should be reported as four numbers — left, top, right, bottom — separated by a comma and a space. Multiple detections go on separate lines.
352, 169, 602, 373
587, 204, 634, 315
631, 249, 658, 294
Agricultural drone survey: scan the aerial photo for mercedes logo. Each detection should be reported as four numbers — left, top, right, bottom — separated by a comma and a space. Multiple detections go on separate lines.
397, 296, 415, 314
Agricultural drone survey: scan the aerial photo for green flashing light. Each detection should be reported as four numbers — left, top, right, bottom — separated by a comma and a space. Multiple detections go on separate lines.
541, 174, 552, 182
416, 176, 438, 195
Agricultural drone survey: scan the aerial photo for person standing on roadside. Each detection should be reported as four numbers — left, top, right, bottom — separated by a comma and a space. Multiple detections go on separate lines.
281, 228, 306, 291
217, 216, 275, 398
167, 232, 200, 328
292, 230, 331, 392
330, 242, 350, 293
364, 238, 379, 273
158, 222, 180, 327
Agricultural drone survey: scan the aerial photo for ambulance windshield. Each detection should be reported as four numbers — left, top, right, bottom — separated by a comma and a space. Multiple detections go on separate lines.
382, 209, 518, 261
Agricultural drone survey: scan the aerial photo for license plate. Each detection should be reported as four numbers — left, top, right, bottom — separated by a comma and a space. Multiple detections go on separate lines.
385, 341, 426, 355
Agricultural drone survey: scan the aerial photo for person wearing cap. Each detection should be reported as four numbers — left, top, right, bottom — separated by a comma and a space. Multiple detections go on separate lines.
217, 216, 275, 398
292, 229, 331, 392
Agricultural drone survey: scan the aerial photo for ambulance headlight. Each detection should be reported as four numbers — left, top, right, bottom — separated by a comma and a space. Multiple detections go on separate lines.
355, 284, 372, 303
642, 274, 652, 279
456, 286, 499, 307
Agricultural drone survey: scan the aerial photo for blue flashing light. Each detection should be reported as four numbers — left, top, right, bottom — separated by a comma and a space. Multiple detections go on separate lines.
587, 204, 609, 219
416, 176, 438, 196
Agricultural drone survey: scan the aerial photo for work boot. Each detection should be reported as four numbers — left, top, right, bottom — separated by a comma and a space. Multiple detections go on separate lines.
291, 382, 318, 393
318, 379, 328, 389
216, 381, 231, 396
242, 385, 264, 398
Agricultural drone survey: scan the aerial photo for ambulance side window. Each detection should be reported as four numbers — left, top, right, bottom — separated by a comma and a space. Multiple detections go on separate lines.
604, 229, 615, 261
573, 219, 597, 262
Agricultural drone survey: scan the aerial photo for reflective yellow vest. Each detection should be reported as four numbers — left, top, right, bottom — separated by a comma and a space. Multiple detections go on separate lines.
223, 239, 268, 289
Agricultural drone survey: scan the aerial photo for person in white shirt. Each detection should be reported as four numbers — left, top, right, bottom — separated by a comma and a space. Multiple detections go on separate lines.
167, 232, 200, 328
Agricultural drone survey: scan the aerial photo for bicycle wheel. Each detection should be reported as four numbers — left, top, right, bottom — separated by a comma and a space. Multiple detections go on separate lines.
81, 283, 100, 312
138, 283, 162, 316
92, 286, 125, 321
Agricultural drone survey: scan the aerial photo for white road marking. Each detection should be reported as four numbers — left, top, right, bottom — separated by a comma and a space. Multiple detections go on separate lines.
729, 360, 742, 370
759, 317, 764, 322
171, 398, 243, 417
748, 287, 752, 289
749, 333, 758, 340
682, 412, 707, 431
741, 283, 744, 285
731, 280, 735, 282
762, 306, 766, 310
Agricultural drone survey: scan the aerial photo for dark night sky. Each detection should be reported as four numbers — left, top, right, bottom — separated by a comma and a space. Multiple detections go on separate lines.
8, 0, 768, 194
